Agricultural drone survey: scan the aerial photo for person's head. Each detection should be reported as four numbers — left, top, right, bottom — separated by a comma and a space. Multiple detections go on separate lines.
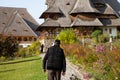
54, 39, 60, 45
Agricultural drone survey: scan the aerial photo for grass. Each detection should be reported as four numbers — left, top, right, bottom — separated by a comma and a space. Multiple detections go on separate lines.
0, 56, 47, 80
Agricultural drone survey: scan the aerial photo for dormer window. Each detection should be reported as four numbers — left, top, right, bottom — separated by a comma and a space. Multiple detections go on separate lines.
66, 2, 70, 5
21, 13, 24, 16
2, 22, 6, 25
3, 12, 7, 14
13, 29, 17, 32
49, 14, 58, 20
17, 21, 21, 24
24, 30, 28, 32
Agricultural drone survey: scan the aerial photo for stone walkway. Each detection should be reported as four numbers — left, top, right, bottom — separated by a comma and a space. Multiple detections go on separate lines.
40, 53, 88, 80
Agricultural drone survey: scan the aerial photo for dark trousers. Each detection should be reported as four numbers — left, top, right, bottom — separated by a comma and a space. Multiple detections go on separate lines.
48, 70, 61, 80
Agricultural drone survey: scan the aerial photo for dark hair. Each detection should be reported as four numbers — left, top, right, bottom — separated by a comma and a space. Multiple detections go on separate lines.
55, 39, 60, 44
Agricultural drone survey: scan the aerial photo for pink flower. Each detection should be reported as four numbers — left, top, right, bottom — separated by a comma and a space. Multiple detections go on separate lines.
99, 45, 104, 53
95, 46, 99, 53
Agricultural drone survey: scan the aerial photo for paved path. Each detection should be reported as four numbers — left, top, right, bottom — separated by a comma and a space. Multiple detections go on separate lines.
40, 53, 86, 80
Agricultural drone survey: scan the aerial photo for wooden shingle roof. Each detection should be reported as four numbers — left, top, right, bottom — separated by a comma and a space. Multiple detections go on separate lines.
105, 0, 120, 16
36, 18, 60, 30
0, 7, 38, 37
96, 3, 117, 15
40, 6, 63, 18
37, 0, 120, 31
99, 18, 120, 26
71, 17, 103, 27
70, 0, 100, 15
3, 13, 37, 37
56, 0, 76, 15
0, 7, 39, 31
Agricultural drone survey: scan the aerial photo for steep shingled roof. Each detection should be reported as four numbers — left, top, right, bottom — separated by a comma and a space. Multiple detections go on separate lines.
70, 0, 100, 14
105, 0, 120, 16
36, 18, 60, 30
37, 0, 120, 31
0, 7, 39, 31
40, 6, 63, 18
0, 7, 38, 37
95, 3, 117, 15
71, 17, 103, 27
3, 13, 37, 37
99, 18, 120, 26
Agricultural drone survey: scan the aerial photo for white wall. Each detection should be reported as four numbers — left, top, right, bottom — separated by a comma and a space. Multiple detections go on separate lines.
19, 43, 31, 48
102, 27, 117, 37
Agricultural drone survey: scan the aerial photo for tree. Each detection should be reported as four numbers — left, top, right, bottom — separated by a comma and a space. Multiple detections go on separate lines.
91, 30, 102, 43
0, 36, 18, 58
56, 29, 77, 44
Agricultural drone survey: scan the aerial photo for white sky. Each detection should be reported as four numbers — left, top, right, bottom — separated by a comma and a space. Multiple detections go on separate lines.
0, 0, 120, 24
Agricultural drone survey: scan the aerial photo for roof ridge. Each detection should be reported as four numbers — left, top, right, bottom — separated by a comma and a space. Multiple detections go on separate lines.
0, 6, 26, 9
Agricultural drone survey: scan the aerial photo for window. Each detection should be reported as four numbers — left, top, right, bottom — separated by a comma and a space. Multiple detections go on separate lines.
34, 38, 37, 41
29, 37, 32, 41
23, 37, 28, 41
109, 28, 112, 34
66, 2, 70, 5
18, 37, 22, 41
49, 15, 58, 20
2, 22, 6, 25
24, 30, 28, 32
13, 29, 17, 32
105, 28, 107, 31
3, 12, 7, 14
21, 13, 24, 16
17, 21, 21, 24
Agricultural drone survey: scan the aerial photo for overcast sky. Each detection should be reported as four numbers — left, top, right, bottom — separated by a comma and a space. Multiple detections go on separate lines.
0, 0, 120, 24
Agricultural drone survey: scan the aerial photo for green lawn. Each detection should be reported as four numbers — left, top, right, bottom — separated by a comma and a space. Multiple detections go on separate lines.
0, 56, 47, 80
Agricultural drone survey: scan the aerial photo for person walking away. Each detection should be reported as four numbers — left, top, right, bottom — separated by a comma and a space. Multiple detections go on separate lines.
43, 39, 66, 80
41, 44, 44, 53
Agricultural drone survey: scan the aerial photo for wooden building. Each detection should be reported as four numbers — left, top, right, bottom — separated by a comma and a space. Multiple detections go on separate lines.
0, 7, 39, 47
36, 0, 120, 39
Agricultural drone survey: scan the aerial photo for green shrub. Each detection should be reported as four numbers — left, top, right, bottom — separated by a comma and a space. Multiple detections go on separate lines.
56, 29, 77, 44
117, 31, 120, 39
0, 56, 6, 62
99, 34, 109, 43
18, 41, 40, 58
91, 30, 102, 43
84, 53, 98, 63
0, 36, 18, 58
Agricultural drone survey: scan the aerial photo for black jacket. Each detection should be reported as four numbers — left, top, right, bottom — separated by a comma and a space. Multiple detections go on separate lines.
43, 45, 66, 72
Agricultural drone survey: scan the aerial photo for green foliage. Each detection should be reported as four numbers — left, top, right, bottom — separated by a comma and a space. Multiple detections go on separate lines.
99, 34, 109, 43
91, 30, 102, 43
11, 41, 41, 58
56, 29, 77, 44
0, 36, 18, 58
84, 53, 98, 63
0, 56, 6, 62
117, 31, 120, 39
18, 41, 40, 58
